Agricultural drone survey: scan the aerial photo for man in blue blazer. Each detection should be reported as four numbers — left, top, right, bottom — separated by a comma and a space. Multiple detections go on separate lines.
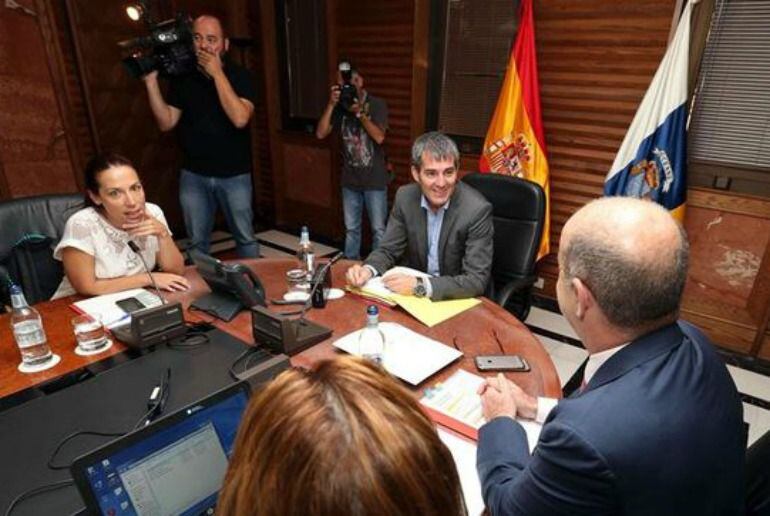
477, 197, 745, 515
346, 131, 493, 300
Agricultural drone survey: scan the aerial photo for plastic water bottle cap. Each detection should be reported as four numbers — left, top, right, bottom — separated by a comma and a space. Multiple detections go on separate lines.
9, 284, 21, 295
366, 305, 379, 316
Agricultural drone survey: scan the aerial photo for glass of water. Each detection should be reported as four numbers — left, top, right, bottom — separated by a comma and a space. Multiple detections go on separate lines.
71, 314, 108, 352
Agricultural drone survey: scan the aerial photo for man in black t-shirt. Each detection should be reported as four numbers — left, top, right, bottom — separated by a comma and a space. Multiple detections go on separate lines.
316, 64, 389, 259
143, 14, 258, 258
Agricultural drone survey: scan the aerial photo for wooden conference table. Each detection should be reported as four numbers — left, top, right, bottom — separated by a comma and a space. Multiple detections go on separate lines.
0, 259, 561, 401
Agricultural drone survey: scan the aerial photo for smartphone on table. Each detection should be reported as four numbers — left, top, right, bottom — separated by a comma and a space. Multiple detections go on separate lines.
475, 355, 530, 372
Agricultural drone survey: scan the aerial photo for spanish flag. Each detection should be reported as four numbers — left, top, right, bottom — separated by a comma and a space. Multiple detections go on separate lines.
479, 0, 550, 261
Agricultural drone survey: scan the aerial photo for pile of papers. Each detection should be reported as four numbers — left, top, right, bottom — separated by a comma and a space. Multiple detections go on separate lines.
421, 369, 542, 453
332, 322, 462, 385
346, 266, 481, 327
71, 288, 163, 328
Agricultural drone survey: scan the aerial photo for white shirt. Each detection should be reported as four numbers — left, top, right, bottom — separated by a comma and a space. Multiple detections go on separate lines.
51, 203, 171, 299
535, 343, 629, 423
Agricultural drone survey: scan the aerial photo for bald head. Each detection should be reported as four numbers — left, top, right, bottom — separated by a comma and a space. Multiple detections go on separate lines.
193, 15, 228, 57
560, 197, 689, 330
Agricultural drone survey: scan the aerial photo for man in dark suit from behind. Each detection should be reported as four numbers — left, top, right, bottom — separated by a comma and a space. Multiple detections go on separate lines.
477, 197, 745, 515
346, 131, 493, 300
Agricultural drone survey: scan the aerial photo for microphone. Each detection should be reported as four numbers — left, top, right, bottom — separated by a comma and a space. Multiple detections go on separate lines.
128, 240, 166, 304
300, 251, 343, 318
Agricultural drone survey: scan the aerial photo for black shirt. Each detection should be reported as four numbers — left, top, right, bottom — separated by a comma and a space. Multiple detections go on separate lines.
167, 62, 255, 177
331, 93, 389, 190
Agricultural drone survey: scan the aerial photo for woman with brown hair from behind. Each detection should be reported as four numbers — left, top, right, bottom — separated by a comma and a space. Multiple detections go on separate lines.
217, 355, 466, 516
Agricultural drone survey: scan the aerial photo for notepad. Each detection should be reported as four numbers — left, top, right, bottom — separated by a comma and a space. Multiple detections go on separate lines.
349, 266, 481, 327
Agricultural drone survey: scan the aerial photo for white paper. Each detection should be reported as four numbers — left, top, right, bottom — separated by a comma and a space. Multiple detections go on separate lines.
332, 322, 462, 385
437, 428, 485, 516
72, 289, 162, 329
422, 369, 543, 453
362, 266, 431, 298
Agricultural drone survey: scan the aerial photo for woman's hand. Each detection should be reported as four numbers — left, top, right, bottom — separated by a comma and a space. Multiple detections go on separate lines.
151, 272, 190, 291
123, 209, 170, 239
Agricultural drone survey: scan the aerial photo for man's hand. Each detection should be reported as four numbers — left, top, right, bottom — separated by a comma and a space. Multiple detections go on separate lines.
478, 373, 539, 421
478, 373, 518, 421
382, 273, 417, 295
151, 272, 190, 292
328, 85, 341, 106
197, 48, 224, 78
346, 264, 373, 287
142, 70, 159, 85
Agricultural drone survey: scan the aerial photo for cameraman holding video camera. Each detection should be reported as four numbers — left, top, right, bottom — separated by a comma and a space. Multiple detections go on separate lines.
316, 62, 389, 260
143, 14, 258, 258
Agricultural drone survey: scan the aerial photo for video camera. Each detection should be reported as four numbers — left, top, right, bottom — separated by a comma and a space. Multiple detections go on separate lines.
118, 2, 196, 79
338, 61, 358, 111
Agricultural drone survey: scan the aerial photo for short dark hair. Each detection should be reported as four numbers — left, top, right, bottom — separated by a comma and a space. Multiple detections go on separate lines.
411, 131, 459, 170
83, 153, 135, 207
563, 223, 689, 329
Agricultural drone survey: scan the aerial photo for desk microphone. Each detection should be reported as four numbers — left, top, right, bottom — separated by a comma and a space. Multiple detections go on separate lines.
128, 240, 166, 304
302, 252, 343, 314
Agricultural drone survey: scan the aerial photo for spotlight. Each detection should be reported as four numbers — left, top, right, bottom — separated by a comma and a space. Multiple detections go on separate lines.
126, 4, 143, 21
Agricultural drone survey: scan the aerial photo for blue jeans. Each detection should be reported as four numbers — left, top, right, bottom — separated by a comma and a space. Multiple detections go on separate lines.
179, 169, 259, 258
342, 187, 387, 260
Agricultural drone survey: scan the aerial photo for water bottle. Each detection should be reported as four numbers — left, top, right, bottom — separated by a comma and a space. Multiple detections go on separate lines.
9, 285, 52, 366
358, 305, 385, 365
297, 226, 315, 279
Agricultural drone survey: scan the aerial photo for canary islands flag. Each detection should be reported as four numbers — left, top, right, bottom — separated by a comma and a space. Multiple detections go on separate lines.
604, 1, 693, 221
479, 0, 550, 260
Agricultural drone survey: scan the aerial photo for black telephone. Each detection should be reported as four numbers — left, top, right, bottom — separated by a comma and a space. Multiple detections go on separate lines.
190, 252, 266, 321
220, 262, 266, 308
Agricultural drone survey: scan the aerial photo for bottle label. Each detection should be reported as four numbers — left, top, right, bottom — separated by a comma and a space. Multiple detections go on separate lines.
13, 320, 47, 349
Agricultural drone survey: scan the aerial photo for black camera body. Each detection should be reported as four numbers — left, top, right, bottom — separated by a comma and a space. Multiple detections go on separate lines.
338, 62, 358, 111
119, 12, 197, 78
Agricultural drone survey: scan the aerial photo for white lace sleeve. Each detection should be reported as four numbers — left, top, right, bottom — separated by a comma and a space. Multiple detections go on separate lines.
53, 211, 96, 261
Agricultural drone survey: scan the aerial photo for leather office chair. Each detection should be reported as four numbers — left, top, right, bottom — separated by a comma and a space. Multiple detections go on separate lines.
747, 428, 770, 515
0, 193, 83, 307
462, 172, 545, 321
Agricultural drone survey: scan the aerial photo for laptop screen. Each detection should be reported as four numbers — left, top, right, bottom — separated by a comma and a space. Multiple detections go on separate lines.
72, 384, 250, 516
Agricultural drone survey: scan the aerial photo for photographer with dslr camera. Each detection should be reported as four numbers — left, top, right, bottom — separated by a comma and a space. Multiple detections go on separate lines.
143, 14, 259, 258
316, 62, 389, 260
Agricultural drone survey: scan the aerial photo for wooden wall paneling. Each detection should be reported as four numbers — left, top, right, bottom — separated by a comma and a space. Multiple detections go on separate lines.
410, 0, 430, 141
36, 0, 96, 190
527, 0, 676, 296
258, 0, 290, 231
244, 2, 275, 228
0, 1, 78, 198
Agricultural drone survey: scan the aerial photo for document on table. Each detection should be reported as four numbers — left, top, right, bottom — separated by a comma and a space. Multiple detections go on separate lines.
421, 369, 542, 453
350, 266, 481, 327
332, 322, 462, 385
72, 288, 162, 328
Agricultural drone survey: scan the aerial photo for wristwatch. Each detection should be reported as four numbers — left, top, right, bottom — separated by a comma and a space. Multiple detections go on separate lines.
413, 277, 428, 298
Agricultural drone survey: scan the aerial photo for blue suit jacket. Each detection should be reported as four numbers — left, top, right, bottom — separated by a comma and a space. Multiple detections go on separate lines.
477, 321, 745, 515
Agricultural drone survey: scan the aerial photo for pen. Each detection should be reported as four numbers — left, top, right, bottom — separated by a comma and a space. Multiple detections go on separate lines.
107, 313, 131, 328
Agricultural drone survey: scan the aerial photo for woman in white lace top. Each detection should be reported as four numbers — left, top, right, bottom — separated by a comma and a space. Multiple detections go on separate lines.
52, 153, 189, 299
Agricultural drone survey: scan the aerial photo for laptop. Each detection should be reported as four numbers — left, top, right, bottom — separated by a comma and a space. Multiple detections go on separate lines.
71, 382, 251, 516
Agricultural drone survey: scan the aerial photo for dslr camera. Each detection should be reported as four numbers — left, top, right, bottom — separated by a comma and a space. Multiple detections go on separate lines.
337, 61, 358, 111
118, 3, 196, 79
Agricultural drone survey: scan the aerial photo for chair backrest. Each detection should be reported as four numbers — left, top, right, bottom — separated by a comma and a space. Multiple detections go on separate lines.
461, 173, 545, 289
747, 428, 770, 515
0, 193, 83, 306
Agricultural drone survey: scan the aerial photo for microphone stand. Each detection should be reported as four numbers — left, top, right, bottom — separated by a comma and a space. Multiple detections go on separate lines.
128, 240, 166, 304
298, 252, 343, 320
